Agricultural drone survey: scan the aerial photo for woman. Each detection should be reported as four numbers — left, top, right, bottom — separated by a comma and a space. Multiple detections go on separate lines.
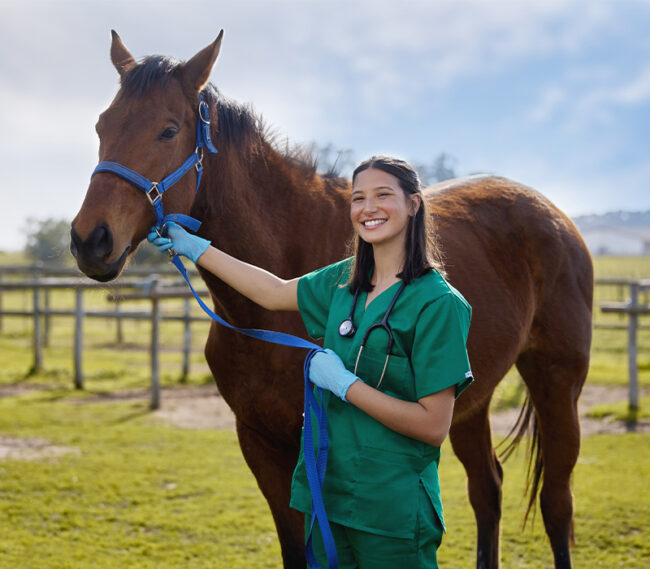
149, 156, 473, 568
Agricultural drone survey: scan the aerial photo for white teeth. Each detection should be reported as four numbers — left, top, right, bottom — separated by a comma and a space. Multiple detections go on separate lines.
363, 219, 386, 227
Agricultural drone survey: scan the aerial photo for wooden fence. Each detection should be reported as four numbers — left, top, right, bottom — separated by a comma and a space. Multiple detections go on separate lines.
0, 266, 648, 411
0, 264, 207, 409
599, 278, 650, 411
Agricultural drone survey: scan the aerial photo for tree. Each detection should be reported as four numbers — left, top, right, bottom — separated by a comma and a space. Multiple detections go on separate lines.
413, 153, 458, 187
308, 142, 356, 178
131, 239, 170, 267
23, 217, 73, 265
23, 216, 167, 268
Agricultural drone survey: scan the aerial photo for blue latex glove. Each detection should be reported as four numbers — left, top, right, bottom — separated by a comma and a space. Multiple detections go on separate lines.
147, 221, 211, 263
309, 348, 360, 402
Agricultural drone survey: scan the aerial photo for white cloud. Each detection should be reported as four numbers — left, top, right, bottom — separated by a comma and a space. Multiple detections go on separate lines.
0, 0, 648, 252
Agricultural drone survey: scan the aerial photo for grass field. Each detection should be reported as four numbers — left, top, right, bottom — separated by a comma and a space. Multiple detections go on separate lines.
0, 389, 647, 568
0, 253, 649, 567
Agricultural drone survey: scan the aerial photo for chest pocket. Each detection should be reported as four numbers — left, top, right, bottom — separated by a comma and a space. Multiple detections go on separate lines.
353, 347, 415, 400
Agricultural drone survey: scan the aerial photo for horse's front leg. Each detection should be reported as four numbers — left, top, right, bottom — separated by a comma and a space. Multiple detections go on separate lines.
450, 406, 503, 569
236, 418, 305, 568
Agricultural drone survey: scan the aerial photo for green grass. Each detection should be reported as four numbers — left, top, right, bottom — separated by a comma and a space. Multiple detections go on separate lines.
0, 256, 649, 566
0, 387, 647, 568
437, 434, 650, 568
587, 396, 650, 422
0, 391, 280, 568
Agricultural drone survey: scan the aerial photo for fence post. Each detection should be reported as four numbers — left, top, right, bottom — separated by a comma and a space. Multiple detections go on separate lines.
181, 298, 191, 383
44, 288, 51, 347
32, 267, 43, 373
74, 288, 84, 390
0, 271, 3, 333
150, 278, 161, 410
628, 282, 639, 412
115, 291, 123, 345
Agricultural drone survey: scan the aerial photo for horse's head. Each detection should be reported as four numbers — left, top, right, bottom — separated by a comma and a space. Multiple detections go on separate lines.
71, 30, 223, 281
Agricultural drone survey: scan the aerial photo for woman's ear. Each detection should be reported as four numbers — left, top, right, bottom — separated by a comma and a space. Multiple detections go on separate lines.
410, 194, 422, 216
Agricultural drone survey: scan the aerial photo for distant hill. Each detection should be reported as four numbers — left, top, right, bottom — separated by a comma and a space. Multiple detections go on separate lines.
573, 210, 650, 231
572, 210, 650, 256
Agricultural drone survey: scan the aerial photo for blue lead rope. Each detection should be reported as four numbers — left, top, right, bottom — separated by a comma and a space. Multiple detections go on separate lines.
170, 254, 339, 569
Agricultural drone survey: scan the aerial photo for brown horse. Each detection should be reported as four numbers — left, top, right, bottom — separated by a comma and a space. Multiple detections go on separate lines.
70, 32, 593, 569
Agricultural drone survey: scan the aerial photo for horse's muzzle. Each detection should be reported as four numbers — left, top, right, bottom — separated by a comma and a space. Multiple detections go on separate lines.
70, 224, 129, 282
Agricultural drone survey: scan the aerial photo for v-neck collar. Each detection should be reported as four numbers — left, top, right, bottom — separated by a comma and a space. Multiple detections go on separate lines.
362, 279, 403, 312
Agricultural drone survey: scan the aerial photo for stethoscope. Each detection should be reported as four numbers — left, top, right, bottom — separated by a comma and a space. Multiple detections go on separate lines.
338, 281, 406, 388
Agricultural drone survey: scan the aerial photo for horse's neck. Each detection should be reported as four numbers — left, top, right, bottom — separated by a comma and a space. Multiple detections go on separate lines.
192, 144, 351, 317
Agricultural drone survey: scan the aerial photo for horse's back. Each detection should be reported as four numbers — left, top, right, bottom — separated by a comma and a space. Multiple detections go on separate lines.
426, 175, 592, 305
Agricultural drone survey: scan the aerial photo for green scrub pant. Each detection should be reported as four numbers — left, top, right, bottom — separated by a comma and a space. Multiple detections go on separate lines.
306, 498, 443, 569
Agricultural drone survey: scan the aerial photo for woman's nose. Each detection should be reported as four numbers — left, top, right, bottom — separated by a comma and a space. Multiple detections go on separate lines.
362, 197, 378, 212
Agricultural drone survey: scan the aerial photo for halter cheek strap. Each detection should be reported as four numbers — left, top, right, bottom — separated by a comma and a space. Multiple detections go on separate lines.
90, 95, 218, 232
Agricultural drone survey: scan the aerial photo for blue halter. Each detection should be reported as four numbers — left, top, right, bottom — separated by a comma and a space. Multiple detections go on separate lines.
90, 96, 338, 568
91, 97, 218, 233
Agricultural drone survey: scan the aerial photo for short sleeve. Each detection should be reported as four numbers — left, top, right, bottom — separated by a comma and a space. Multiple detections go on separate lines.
411, 293, 474, 400
297, 259, 351, 340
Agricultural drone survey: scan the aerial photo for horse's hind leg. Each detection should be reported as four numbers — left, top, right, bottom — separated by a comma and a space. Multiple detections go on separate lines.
516, 338, 589, 569
450, 405, 504, 569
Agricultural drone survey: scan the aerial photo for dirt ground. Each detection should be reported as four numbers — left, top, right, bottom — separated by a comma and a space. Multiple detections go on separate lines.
0, 382, 647, 461
152, 382, 649, 435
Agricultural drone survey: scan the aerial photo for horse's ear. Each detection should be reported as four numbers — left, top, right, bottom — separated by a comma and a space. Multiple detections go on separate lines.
182, 30, 224, 94
110, 30, 136, 79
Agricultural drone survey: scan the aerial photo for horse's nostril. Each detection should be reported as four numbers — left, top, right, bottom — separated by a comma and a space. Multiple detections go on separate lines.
88, 224, 114, 258
70, 223, 114, 260
69, 227, 81, 258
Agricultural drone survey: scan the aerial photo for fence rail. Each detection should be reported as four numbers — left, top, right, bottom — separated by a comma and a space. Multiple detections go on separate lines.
0, 268, 648, 411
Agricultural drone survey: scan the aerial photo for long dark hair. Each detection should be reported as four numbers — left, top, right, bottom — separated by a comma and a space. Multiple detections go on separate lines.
347, 156, 445, 292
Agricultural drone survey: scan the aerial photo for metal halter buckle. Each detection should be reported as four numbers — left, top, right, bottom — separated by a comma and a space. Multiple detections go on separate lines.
198, 100, 210, 124
147, 182, 162, 205
194, 146, 204, 172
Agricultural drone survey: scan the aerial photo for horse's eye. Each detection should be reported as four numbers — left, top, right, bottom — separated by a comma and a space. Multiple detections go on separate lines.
158, 127, 178, 141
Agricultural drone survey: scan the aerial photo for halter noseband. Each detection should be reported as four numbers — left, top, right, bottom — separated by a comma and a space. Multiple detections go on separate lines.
91, 96, 218, 234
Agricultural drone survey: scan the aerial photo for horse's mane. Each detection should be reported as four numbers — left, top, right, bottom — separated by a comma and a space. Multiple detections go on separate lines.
121, 55, 341, 178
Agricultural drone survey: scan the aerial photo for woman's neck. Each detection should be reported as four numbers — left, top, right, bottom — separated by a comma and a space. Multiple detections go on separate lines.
371, 240, 406, 288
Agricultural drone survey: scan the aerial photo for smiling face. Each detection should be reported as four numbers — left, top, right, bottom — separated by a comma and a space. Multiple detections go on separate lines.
350, 167, 420, 250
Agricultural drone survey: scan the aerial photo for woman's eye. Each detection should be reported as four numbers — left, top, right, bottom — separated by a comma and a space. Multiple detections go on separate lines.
158, 128, 178, 141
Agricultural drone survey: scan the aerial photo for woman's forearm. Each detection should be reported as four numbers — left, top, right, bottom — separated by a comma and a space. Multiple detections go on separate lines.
197, 246, 299, 311
345, 381, 455, 447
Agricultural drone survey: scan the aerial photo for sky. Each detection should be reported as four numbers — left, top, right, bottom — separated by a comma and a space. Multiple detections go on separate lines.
1, 0, 649, 251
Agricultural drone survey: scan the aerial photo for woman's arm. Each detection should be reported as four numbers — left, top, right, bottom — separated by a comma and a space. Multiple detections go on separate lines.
345, 381, 455, 447
197, 246, 299, 311
149, 222, 299, 311
308, 349, 455, 447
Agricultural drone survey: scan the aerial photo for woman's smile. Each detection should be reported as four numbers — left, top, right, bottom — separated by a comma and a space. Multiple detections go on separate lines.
362, 218, 388, 229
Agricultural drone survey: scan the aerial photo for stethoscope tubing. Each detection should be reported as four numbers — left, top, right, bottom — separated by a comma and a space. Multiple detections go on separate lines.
342, 281, 406, 388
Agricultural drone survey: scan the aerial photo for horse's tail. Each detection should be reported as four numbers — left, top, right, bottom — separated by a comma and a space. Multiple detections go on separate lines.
497, 394, 543, 528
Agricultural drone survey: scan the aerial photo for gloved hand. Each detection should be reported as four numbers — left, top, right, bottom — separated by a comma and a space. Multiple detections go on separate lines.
309, 348, 360, 402
147, 221, 211, 263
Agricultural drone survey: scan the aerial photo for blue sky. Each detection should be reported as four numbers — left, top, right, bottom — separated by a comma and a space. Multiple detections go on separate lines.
1, 0, 649, 250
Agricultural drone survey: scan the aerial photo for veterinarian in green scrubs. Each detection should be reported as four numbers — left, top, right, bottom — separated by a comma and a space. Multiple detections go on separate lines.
150, 155, 473, 568
290, 257, 472, 568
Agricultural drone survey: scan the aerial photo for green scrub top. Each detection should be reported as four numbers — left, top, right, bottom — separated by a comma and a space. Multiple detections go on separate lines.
290, 258, 473, 539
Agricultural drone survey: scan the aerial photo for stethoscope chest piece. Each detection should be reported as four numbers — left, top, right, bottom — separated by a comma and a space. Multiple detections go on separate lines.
338, 318, 356, 338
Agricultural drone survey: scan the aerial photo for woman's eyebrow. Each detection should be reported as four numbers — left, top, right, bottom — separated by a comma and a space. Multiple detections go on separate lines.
351, 185, 396, 194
